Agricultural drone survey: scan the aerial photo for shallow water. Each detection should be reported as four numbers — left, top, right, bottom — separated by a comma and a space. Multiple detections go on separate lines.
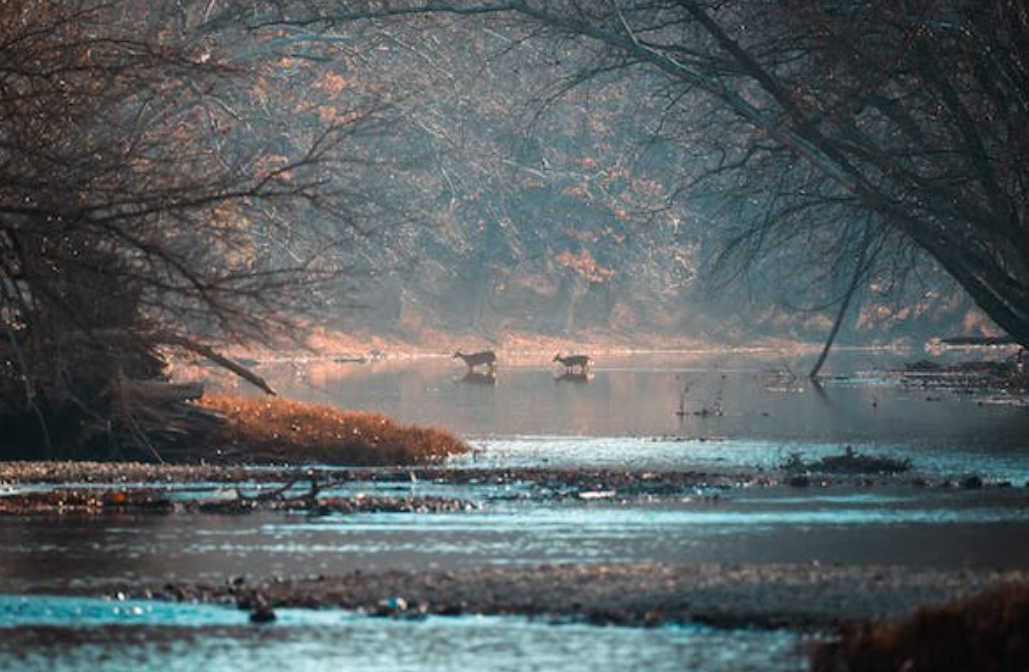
251, 350, 1029, 478
460, 435, 1029, 482
0, 596, 811, 672
3, 351, 1028, 670
3, 485, 1028, 596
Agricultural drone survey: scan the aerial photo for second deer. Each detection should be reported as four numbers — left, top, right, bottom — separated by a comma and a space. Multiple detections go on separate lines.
553, 353, 592, 374
454, 350, 498, 373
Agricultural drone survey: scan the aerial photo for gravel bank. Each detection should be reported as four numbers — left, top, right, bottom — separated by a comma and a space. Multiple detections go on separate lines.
5, 461, 1026, 633
121, 563, 1029, 630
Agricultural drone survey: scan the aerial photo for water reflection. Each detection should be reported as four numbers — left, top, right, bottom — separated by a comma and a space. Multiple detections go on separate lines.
453, 371, 497, 386
236, 352, 1029, 457
553, 371, 593, 384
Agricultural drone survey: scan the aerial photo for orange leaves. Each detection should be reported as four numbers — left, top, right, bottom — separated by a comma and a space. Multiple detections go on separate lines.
196, 393, 468, 466
250, 75, 275, 106
556, 249, 615, 283
316, 106, 339, 125
569, 227, 626, 244
563, 184, 588, 199
633, 177, 665, 198
255, 154, 293, 182
315, 72, 351, 95
601, 166, 630, 189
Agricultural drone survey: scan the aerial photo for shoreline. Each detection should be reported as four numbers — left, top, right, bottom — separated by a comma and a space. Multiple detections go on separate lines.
2, 459, 1023, 491
3, 460, 1028, 670
4, 345, 1027, 671
93, 563, 1029, 632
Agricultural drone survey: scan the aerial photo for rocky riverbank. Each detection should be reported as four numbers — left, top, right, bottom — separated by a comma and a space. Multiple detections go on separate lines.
2, 458, 1017, 496
3, 459, 1028, 671
111, 563, 1029, 632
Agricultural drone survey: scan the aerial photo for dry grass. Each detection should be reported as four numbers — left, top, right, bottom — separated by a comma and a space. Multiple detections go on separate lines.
813, 583, 1029, 672
196, 393, 468, 466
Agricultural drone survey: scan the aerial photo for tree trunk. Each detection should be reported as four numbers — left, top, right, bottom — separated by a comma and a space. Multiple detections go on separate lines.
809, 274, 861, 379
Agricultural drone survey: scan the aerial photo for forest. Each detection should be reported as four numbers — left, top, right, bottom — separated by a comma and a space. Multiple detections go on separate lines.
2, 4, 1029, 672
1, 0, 1025, 449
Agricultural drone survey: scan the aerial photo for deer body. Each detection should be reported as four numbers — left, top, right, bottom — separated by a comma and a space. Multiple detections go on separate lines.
454, 350, 497, 372
553, 353, 592, 373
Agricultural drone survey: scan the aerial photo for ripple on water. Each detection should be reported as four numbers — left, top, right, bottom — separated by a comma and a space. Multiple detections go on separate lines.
459, 435, 1029, 483
0, 596, 811, 672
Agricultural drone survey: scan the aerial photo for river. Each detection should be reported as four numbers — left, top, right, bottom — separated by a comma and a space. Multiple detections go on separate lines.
2, 349, 1027, 671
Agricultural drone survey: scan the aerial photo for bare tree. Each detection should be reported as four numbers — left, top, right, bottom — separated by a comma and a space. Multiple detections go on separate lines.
233, 0, 1029, 354
0, 1, 370, 458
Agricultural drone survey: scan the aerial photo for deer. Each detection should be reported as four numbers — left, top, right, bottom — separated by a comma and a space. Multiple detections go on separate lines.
453, 350, 497, 373
553, 353, 592, 373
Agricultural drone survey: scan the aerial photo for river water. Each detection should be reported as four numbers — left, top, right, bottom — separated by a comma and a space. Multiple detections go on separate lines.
263, 349, 1029, 479
2, 349, 1028, 671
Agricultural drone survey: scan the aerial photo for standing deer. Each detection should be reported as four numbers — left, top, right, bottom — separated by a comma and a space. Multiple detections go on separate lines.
553, 353, 592, 373
453, 350, 497, 373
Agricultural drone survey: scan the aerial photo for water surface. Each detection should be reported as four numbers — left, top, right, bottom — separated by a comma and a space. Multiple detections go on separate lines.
0, 596, 810, 672
3, 485, 1028, 596
249, 350, 1029, 477
3, 350, 1027, 670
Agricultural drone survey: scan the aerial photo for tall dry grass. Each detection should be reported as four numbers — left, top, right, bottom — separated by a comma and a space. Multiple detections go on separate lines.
197, 394, 467, 466
813, 583, 1029, 672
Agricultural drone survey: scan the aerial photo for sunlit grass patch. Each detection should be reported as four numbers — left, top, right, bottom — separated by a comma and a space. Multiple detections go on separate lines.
813, 583, 1029, 672
197, 393, 468, 466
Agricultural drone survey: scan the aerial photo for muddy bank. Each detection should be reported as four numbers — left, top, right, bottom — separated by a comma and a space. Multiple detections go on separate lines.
0, 460, 754, 489
4, 460, 1027, 635
111, 563, 1029, 631
2, 458, 1024, 518
2, 460, 1017, 495
2, 470, 1019, 518
890, 356, 1028, 395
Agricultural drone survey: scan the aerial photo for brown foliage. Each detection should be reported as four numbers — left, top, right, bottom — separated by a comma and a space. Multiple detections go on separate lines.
813, 584, 1029, 672
265, 0, 1029, 347
197, 393, 467, 466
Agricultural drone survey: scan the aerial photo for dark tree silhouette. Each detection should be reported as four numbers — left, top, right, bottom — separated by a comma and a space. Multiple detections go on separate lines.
0, 1, 365, 458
